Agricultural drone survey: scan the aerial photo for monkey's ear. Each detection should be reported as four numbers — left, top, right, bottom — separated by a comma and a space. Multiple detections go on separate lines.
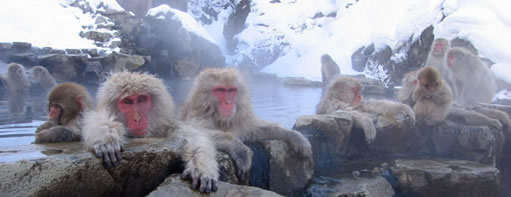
76, 95, 86, 111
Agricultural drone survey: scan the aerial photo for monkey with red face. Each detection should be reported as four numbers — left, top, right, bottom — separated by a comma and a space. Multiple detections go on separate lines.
180, 68, 312, 182
82, 72, 219, 193
35, 82, 92, 143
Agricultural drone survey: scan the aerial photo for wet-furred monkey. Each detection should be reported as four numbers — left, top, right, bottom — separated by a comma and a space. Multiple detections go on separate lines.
446, 47, 497, 105
317, 76, 415, 143
82, 72, 219, 193
179, 68, 312, 181
35, 82, 92, 143
412, 67, 453, 126
424, 38, 457, 98
321, 54, 341, 84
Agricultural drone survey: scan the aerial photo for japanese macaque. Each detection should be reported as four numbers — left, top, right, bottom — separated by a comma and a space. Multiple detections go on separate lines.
446, 47, 497, 104
6, 63, 30, 117
82, 72, 219, 193
425, 38, 457, 98
321, 54, 341, 84
397, 70, 419, 107
179, 68, 312, 180
35, 83, 93, 143
30, 65, 57, 94
412, 67, 453, 126
317, 76, 415, 143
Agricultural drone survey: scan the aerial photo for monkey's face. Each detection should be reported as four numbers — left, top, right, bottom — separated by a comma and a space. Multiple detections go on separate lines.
351, 86, 362, 106
421, 80, 439, 92
212, 85, 238, 121
117, 93, 152, 137
48, 104, 63, 124
9, 65, 24, 78
433, 41, 447, 56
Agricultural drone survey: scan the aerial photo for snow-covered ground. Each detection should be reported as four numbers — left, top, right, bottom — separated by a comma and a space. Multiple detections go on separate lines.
0, 0, 122, 49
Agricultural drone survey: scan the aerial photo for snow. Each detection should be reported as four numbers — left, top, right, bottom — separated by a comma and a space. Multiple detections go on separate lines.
255, 0, 444, 81
0, 0, 99, 49
148, 5, 217, 44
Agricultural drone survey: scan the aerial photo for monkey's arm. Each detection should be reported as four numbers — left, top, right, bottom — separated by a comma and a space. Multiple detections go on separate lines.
175, 125, 219, 193
470, 105, 511, 131
209, 130, 253, 182
35, 126, 81, 143
351, 111, 377, 144
449, 106, 502, 129
243, 121, 312, 158
35, 120, 58, 133
82, 109, 126, 168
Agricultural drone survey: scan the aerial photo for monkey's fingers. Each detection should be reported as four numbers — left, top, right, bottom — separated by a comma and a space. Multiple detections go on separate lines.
211, 180, 218, 192
199, 176, 215, 193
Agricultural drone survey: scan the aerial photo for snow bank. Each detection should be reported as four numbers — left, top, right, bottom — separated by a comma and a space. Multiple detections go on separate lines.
257, 0, 444, 81
0, 0, 99, 49
148, 5, 217, 44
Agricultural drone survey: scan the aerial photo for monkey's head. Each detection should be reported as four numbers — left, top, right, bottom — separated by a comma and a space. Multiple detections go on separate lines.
446, 47, 472, 71
7, 63, 26, 79
97, 72, 175, 137
182, 68, 255, 126
403, 70, 418, 87
418, 67, 441, 92
327, 77, 363, 106
31, 66, 49, 82
432, 38, 449, 57
48, 82, 92, 125
321, 54, 333, 65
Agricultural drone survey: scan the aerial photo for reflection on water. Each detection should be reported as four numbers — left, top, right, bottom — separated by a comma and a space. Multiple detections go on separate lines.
0, 79, 323, 147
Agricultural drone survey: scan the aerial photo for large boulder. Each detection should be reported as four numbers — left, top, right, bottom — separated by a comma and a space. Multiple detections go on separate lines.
0, 139, 235, 197
306, 176, 395, 197
390, 159, 501, 197
147, 174, 282, 197
420, 121, 502, 165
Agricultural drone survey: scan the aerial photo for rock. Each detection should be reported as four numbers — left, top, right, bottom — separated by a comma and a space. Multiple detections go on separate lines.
12, 42, 32, 51
38, 54, 87, 82
174, 59, 200, 79
306, 176, 395, 197
8, 53, 37, 66
294, 111, 421, 170
84, 61, 106, 84
100, 52, 146, 71
0, 139, 235, 197
147, 174, 282, 197
261, 140, 314, 196
282, 77, 322, 87
65, 49, 82, 54
293, 112, 354, 172
224, 0, 251, 52
0, 42, 12, 50
351, 44, 375, 72
116, 0, 153, 17
390, 159, 500, 197
421, 121, 501, 165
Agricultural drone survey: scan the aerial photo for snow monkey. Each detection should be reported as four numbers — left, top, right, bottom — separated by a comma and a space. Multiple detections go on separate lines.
82, 72, 219, 193
397, 70, 419, 107
321, 54, 341, 84
35, 82, 93, 143
6, 63, 30, 117
30, 65, 57, 94
412, 67, 453, 126
316, 76, 415, 143
446, 47, 497, 105
425, 38, 457, 98
179, 68, 313, 180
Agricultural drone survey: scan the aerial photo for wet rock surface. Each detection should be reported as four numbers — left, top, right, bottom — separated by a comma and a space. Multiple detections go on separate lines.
390, 159, 500, 197
147, 174, 282, 197
306, 176, 395, 197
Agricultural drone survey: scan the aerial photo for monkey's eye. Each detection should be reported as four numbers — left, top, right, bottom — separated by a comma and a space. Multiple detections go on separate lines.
425, 84, 430, 88
122, 98, 134, 104
213, 88, 226, 92
137, 95, 148, 103
227, 88, 238, 93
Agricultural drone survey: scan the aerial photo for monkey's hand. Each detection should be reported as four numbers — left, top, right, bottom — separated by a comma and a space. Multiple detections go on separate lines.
82, 110, 126, 168
232, 144, 253, 183
290, 132, 313, 159
489, 119, 503, 130
181, 162, 219, 193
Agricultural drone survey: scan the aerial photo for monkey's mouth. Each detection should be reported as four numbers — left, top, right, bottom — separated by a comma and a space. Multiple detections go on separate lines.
128, 128, 149, 137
